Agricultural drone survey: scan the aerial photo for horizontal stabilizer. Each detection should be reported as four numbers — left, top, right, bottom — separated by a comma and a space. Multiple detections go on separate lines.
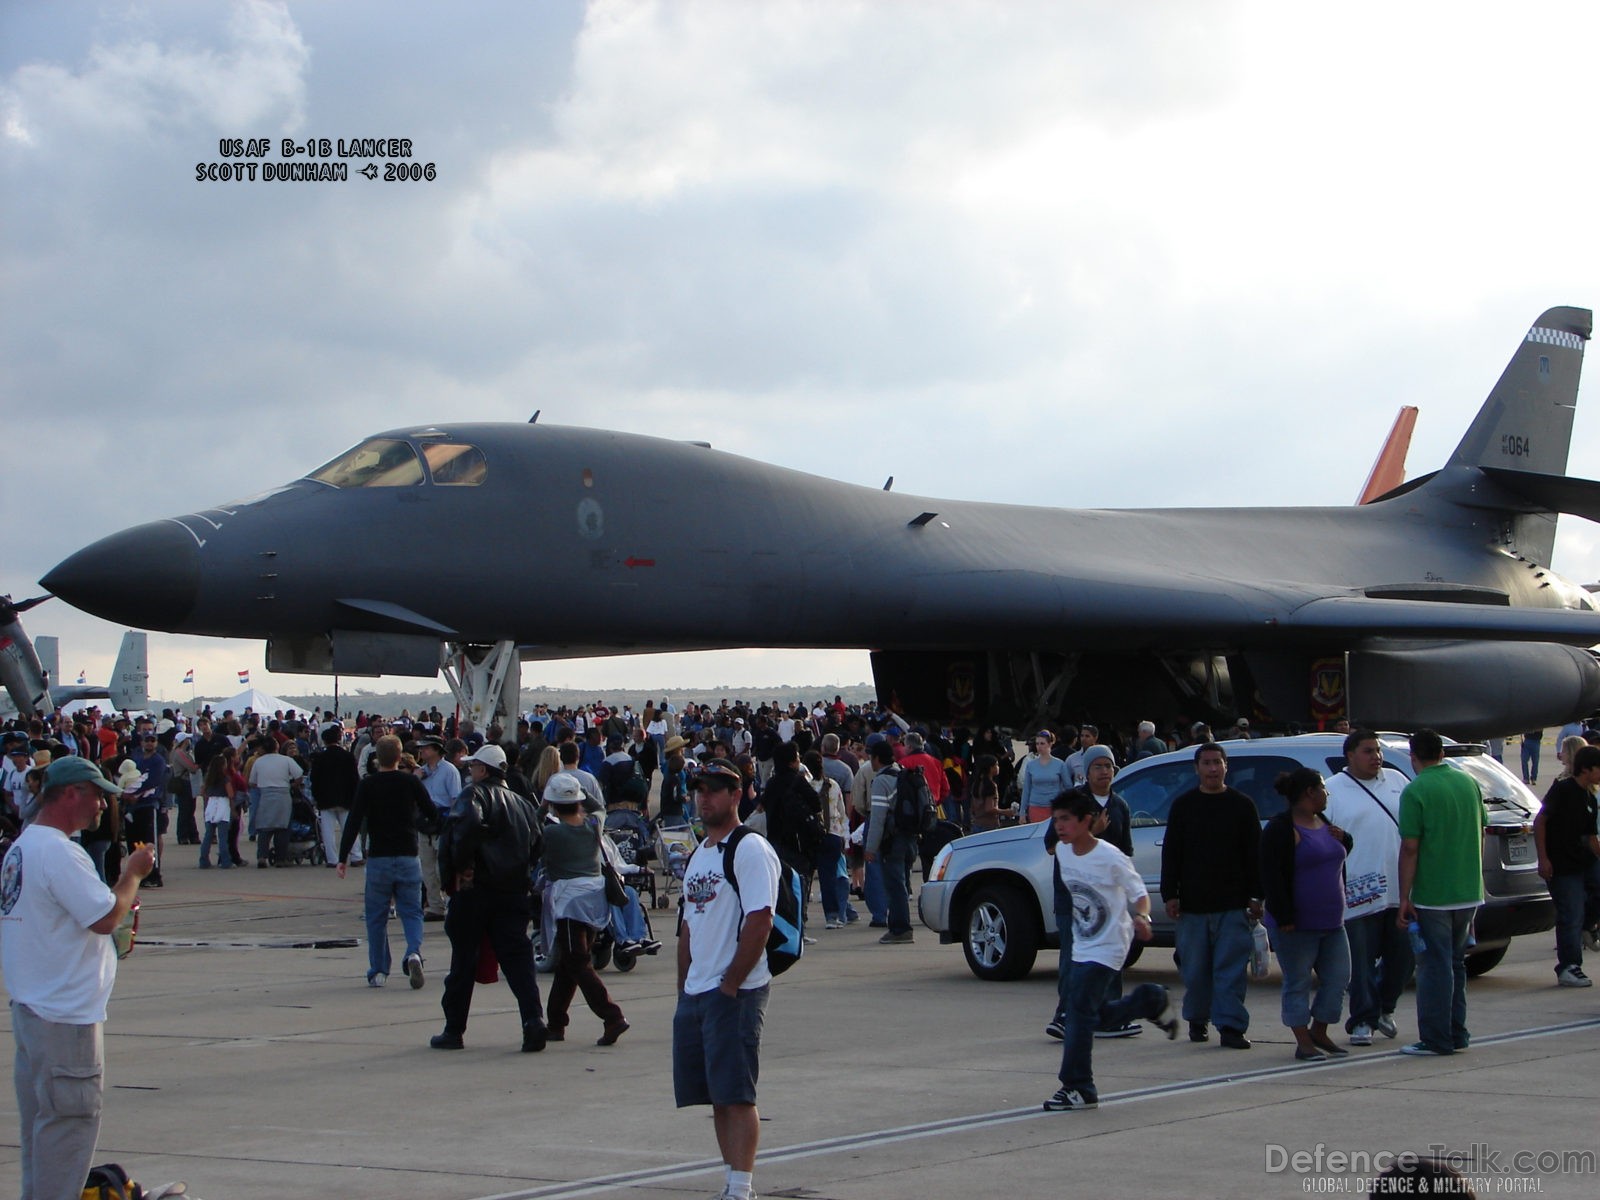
1479, 468, 1600, 524
1285, 595, 1600, 645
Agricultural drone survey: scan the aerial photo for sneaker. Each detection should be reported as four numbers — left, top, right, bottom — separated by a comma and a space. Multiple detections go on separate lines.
1375, 1013, 1398, 1040
1399, 1041, 1448, 1056
1583, 927, 1600, 953
368, 973, 387, 988
802, 935, 818, 946
1095, 1023, 1143, 1039
1147, 989, 1178, 1039
521, 1020, 548, 1053
403, 953, 425, 990
546, 1027, 565, 1042
824, 920, 844, 930
1218, 1027, 1252, 1050
597, 1019, 630, 1046
1042, 1086, 1098, 1111
1044, 1020, 1064, 1041
844, 911, 861, 924
639, 938, 662, 955
1349, 1023, 1374, 1046
1188, 1021, 1210, 1043
1557, 965, 1593, 988
878, 930, 914, 944
429, 1031, 464, 1050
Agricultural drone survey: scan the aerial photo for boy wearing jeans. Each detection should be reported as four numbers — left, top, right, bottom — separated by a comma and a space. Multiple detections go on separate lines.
1044, 792, 1176, 1112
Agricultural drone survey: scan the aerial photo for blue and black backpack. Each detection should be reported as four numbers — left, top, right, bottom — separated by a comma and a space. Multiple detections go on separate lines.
718, 825, 806, 976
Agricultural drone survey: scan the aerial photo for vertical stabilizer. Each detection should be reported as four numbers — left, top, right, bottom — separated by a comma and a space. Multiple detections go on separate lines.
36, 635, 59, 688
109, 631, 149, 711
1446, 306, 1590, 477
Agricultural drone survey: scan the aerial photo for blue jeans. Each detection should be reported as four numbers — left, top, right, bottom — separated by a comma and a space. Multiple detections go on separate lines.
1520, 738, 1540, 782
881, 834, 915, 935
1413, 906, 1474, 1053
1550, 862, 1600, 972
199, 820, 232, 868
863, 858, 888, 923
1271, 927, 1351, 1028
1057, 960, 1167, 1098
1344, 909, 1412, 1030
609, 886, 647, 944
815, 835, 852, 923
364, 856, 424, 981
1175, 909, 1253, 1032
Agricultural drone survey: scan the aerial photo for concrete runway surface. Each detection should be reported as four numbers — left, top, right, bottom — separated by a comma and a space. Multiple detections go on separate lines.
2, 854, 1596, 1199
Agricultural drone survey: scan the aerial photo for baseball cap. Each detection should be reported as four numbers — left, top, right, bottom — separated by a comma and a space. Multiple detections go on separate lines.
692, 758, 742, 789
42, 756, 119, 795
465, 744, 507, 771
543, 772, 584, 806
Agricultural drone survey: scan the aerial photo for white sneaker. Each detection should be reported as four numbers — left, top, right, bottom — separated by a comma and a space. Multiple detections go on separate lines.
368, 973, 387, 988
403, 953, 425, 989
1349, 1023, 1373, 1046
1557, 964, 1593, 988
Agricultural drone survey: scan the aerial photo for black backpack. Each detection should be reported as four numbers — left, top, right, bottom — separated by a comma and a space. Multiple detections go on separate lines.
892, 765, 938, 837
718, 826, 805, 976
768, 773, 824, 860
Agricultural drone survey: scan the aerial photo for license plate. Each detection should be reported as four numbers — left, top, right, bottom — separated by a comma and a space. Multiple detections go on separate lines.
1504, 833, 1534, 865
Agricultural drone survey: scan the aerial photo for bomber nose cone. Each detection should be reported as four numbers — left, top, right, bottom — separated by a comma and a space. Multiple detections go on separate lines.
41, 520, 200, 630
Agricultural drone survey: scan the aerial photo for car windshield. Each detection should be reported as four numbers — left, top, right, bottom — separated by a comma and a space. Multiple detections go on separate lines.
1441, 750, 1539, 816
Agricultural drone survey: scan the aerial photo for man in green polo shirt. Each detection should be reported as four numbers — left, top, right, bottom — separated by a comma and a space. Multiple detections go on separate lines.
1396, 729, 1486, 1056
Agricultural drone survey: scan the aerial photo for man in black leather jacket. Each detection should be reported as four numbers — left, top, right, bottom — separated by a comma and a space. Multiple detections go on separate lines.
431, 744, 548, 1052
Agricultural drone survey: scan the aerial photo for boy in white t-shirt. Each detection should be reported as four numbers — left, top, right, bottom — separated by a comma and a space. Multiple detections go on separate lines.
1044, 792, 1177, 1112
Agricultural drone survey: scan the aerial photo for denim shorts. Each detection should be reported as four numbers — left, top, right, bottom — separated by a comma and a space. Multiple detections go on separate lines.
672, 985, 769, 1107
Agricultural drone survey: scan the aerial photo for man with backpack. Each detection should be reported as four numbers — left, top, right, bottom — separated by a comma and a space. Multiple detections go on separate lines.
864, 738, 934, 944
760, 740, 823, 879
675, 758, 781, 1200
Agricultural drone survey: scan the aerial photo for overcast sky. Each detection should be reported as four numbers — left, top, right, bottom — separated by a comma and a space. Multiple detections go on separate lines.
4, 1, 1599, 706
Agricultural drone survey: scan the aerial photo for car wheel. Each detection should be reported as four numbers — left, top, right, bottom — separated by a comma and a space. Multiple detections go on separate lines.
961, 885, 1039, 981
1464, 944, 1508, 977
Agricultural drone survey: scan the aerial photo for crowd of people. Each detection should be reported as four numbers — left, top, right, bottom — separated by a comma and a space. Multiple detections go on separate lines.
3, 695, 1596, 1200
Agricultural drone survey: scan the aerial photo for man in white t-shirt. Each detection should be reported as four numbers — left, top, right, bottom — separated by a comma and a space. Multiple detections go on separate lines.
674, 758, 780, 1200
1322, 729, 1414, 1046
1, 756, 153, 1200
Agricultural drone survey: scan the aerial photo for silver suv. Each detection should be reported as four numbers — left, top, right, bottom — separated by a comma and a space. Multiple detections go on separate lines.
918, 734, 1552, 981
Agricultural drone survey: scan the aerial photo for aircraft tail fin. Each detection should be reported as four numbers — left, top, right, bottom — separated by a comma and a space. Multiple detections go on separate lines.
1445, 306, 1590, 476
36, 635, 60, 690
109, 631, 149, 711
1357, 406, 1418, 504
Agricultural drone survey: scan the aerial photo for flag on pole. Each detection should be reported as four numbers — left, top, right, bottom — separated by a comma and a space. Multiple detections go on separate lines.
183, 669, 194, 684
238, 669, 250, 685
76, 670, 86, 684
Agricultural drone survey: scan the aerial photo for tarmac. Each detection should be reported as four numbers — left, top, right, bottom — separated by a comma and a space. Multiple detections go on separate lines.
2, 852, 1597, 1200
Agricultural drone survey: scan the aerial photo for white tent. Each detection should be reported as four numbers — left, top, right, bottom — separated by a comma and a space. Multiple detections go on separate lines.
210, 687, 296, 718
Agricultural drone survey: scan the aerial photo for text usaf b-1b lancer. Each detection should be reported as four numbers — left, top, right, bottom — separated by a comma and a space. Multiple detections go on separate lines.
39, 306, 1600, 739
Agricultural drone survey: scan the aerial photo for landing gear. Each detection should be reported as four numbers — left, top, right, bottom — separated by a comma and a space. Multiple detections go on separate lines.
440, 640, 520, 734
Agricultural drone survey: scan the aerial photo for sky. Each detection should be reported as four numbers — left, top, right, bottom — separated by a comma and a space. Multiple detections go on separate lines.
3, 0, 1600, 705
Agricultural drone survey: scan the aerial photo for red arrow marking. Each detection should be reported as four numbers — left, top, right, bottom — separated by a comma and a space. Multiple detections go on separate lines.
624, 557, 656, 568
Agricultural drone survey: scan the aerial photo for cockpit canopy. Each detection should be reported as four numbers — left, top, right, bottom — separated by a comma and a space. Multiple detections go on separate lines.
307, 435, 487, 488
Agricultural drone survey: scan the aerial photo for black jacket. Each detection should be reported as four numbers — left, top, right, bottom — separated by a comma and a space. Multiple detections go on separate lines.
310, 744, 361, 811
438, 778, 540, 896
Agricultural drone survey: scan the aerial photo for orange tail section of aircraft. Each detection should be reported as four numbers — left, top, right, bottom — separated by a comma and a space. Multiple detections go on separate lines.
1357, 405, 1418, 504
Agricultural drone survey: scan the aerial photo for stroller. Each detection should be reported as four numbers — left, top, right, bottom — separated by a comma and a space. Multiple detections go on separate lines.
603, 808, 657, 908
652, 821, 700, 910
284, 795, 325, 865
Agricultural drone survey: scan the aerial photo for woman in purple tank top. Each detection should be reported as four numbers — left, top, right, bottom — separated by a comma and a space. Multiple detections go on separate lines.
1260, 767, 1355, 1062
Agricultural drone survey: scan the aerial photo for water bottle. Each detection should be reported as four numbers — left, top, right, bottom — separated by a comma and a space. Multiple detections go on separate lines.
1407, 920, 1426, 955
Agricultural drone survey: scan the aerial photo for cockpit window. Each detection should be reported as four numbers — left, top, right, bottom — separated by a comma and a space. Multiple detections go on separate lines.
421, 442, 487, 486
307, 439, 425, 488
